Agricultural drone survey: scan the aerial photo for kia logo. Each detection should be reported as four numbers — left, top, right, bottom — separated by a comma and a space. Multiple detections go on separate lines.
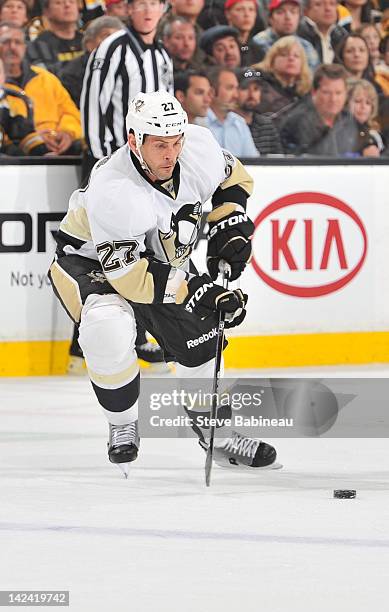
251, 192, 368, 298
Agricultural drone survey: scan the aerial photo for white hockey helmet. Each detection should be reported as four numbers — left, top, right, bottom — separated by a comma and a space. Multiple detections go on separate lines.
126, 91, 188, 148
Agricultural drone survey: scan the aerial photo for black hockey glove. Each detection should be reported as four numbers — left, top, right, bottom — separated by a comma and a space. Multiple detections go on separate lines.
207, 210, 255, 281
183, 274, 247, 329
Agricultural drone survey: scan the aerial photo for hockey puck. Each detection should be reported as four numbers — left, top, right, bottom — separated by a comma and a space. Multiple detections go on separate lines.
333, 489, 356, 499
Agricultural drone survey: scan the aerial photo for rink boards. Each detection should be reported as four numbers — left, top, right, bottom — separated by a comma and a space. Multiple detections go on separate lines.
0, 158, 389, 375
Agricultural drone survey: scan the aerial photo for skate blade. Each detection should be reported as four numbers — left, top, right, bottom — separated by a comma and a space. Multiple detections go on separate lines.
115, 463, 131, 479
215, 460, 283, 472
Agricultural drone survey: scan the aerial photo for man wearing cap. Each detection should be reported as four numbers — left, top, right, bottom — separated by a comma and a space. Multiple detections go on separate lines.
235, 67, 283, 154
205, 65, 258, 157
253, 0, 319, 72
199, 24, 241, 68
224, 0, 265, 65
104, 0, 128, 21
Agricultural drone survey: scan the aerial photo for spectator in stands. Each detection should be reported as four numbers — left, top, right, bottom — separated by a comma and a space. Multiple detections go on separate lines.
0, 55, 48, 154
347, 77, 384, 155
298, 0, 348, 63
205, 65, 259, 156
104, 0, 128, 20
174, 68, 212, 123
166, 0, 205, 26
58, 15, 123, 107
335, 33, 388, 94
26, 0, 83, 75
280, 63, 360, 156
338, 0, 376, 32
0, 0, 29, 29
235, 67, 283, 154
358, 23, 381, 66
252, 0, 320, 72
0, 22, 82, 154
162, 16, 200, 74
223, 0, 264, 64
199, 24, 241, 68
253, 35, 312, 120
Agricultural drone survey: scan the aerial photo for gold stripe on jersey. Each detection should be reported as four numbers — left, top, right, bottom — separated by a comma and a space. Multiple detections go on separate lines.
49, 261, 83, 322
175, 280, 189, 304
87, 360, 139, 387
220, 158, 253, 196
109, 258, 155, 303
60, 207, 92, 241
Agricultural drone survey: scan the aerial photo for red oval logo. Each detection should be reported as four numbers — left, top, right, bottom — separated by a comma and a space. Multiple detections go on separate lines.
251, 192, 368, 298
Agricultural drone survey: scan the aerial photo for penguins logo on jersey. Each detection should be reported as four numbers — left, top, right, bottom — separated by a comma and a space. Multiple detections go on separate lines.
222, 149, 235, 179
159, 202, 202, 267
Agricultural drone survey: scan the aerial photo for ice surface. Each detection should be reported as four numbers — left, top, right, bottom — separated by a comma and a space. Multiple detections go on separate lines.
1, 369, 389, 612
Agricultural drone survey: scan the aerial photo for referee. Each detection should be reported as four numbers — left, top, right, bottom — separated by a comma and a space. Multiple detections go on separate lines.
81, 0, 173, 174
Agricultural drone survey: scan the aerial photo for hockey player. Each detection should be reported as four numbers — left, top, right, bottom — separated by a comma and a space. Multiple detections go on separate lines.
49, 91, 277, 472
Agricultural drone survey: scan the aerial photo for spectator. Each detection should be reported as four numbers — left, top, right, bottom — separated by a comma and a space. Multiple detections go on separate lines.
235, 67, 283, 154
174, 68, 212, 122
335, 32, 388, 94
347, 77, 384, 155
253, 35, 312, 120
81, 0, 172, 170
224, 0, 264, 64
298, 0, 348, 63
199, 24, 241, 67
0, 22, 82, 154
26, 0, 83, 75
376, 34, 389, 93
197, 0, 267, 33
162, 16, 201, 74
357, 23, 381, 66
166, 0, 205, 26
0, 55, 48, 154
0, 0, 29, 29
338, 0, 376, 32
280, 63, 360, 156
205, 65, 259, 156
58, 15, 123, 107
252, 0, 320, 72
104, 0, 128, 20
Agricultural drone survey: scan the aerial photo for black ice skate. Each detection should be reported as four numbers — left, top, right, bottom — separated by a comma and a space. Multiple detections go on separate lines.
135, 341, 171, 373
108, 421, 139, 478
213, 431, 282, 470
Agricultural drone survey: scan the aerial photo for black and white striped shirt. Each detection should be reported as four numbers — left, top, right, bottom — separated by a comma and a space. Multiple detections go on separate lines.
81, 27, 173, 159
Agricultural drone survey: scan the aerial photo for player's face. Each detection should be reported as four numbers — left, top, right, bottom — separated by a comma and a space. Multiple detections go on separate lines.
212, 36, 241, 69
136, 133, 184, 180
163, 21, 196, 61
312, 76, 347, 120
128, 0, 164, 35
225, 0, 257, 34
269, 2, 300, 35
45, 0, 79, 24
0, 0, 28, 27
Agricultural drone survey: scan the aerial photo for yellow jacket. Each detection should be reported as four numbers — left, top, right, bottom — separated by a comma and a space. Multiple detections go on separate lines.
6, 65, 82, 140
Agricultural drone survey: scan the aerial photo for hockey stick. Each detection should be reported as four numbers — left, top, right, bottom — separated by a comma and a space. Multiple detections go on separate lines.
205, 261, 230, 487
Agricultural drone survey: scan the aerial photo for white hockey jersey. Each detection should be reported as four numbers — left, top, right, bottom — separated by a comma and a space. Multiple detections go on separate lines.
57, 124, 253, 304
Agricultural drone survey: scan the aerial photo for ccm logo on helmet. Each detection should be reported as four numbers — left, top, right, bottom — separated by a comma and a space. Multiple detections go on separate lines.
185, 281, 214, 313
208, 213, 248, 238
187, 327, 217, 348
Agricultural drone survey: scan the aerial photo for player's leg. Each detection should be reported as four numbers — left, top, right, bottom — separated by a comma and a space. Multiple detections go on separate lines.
78, 293, 140, 465
132, 302, 277, 469
49, 255, 140, 466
